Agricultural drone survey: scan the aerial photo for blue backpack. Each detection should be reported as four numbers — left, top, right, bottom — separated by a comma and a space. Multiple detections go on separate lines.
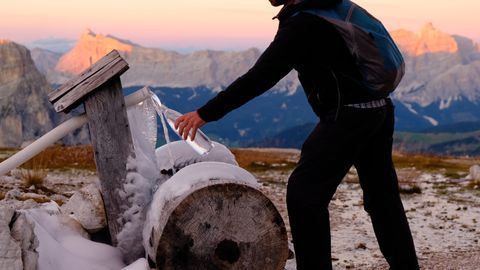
302, 0, 405, 97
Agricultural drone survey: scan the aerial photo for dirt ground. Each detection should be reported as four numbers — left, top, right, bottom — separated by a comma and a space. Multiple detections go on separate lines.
250, 149, 480, 270
1, 147, 480, 269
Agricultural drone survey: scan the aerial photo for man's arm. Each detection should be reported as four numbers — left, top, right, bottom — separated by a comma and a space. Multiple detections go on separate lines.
197, 22, 298, 122
175, 18, 301, 139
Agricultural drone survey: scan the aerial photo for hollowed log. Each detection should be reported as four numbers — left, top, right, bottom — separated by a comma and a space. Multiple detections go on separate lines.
144, 163, 288, 270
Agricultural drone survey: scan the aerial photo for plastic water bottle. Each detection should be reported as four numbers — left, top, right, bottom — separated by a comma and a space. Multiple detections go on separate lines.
149, 91, 214, 156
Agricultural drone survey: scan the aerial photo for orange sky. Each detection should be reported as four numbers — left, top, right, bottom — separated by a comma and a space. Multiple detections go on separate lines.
0, 0, 479, 50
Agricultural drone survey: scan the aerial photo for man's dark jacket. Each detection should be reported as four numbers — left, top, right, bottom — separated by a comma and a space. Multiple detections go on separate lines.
197, 0, 380, 122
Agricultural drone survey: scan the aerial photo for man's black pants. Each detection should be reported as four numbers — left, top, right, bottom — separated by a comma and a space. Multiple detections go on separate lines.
287, 101, 419, 270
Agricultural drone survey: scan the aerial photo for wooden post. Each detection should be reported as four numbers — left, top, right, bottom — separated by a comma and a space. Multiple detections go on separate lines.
83, 76, 134, 246
48, 50, 131, 245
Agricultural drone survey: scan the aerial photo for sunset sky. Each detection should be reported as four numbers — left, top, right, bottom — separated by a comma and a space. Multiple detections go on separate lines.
1, 0, 479, 51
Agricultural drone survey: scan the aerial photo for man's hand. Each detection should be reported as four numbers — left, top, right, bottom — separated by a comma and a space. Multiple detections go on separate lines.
174, 111, 206, 141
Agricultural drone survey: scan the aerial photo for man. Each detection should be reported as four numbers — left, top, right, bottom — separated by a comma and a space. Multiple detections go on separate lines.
175, 0, 419, 269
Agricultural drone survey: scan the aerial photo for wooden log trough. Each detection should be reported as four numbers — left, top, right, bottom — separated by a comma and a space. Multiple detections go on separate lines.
48, 50, 290, 269
144, 145, 289, 270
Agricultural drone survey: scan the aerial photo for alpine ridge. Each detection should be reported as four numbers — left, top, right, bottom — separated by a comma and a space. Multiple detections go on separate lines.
388, 23, 480, 129
42, 25, 480, 111
0, 40, 54, 146
49, 29, 300, 93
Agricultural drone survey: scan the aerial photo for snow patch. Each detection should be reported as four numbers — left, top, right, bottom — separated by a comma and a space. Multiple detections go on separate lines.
121, 258, 150, 270
187, 89, 197, 101
25, 202, 126, 270
254, 113, 262, 123
238, 128, 249, 137
403, 102, 419, 115
423, 115, 439, 126
212, 85, 224, 93
439, 97, 454, 110
439, 95, 463, 110
395, 81, 425, 96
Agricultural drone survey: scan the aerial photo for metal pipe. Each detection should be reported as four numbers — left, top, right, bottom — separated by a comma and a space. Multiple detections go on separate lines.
0, 86, 152, 176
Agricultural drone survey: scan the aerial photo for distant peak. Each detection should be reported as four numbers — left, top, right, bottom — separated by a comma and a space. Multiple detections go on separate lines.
421, 22, 436, 32
77, 29, 138, 47
0, 40, 25, 50
0, 39, 13, 45
56, 29, 135, 74
82, 28, 96, 37
105, 34, 139, 47
391, 22, 459, 56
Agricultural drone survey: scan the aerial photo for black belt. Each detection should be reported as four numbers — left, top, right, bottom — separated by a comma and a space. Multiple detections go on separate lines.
344, 98, 387, 109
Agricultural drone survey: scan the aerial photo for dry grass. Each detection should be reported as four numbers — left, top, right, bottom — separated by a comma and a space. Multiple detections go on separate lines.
399, 184, 422, 194
231, 149, 478, 180
16, 194, 52, 204
2, 144, 96, 188
20, 144, 96, 171
0, 147, 18, 161
2, 145, 477, 179
393, 152, 477, 178
1, 144, 96, 171
0, 147, 18, 153
16, 169, 48, 188
15, 148, 49, 188
231, 148, 298, 172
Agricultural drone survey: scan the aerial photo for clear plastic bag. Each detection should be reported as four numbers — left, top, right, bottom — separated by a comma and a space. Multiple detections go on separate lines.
150, 91, 214, 156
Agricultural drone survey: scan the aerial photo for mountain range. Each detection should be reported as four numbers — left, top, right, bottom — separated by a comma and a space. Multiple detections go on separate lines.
32, 24, 480, 130
2, 23, 480, 155
390, 23, 480, 130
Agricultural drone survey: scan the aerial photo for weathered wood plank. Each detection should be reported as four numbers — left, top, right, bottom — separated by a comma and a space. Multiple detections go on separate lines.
83, 76, 134, 246
53, 57, 129, 112
48, 50, 121, 103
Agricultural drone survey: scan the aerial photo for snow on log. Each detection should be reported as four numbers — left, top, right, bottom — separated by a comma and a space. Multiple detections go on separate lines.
143, 162, 289, 270
155, 141, 238, 184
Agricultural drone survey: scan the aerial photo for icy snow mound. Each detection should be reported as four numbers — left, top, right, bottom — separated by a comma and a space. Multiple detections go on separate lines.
155, 141, 237, 183
117, 97, 160, 263
21, 202, 126, 270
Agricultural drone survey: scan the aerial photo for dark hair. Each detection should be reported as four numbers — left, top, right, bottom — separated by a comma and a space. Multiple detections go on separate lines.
276, 0, 343, 20
271, 0, 288, 6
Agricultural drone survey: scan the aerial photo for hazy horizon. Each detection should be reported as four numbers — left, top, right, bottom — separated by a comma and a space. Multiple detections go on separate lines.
2, 0, 479, 51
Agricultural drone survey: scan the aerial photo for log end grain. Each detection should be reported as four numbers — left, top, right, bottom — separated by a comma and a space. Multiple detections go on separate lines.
153, 183, 288, 270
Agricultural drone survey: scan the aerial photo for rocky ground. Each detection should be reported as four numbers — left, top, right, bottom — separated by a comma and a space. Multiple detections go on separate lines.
1, 147, 480, 269
249, 149, 480, 270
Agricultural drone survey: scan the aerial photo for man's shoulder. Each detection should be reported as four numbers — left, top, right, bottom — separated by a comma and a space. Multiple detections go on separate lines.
281, 12, 331, 27
279, 12, 337, 35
